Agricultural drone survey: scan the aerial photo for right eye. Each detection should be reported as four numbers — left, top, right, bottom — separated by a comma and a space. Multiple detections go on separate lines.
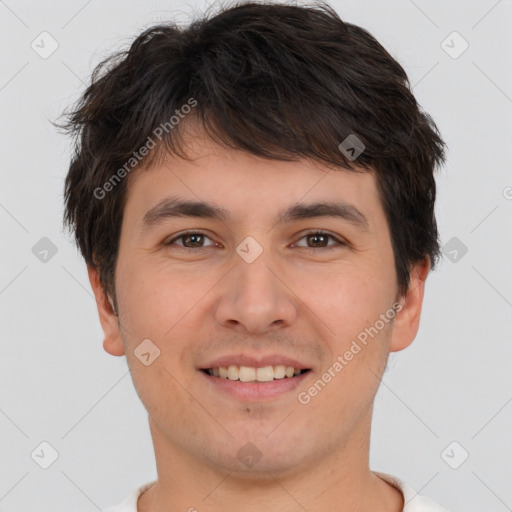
163, 231, 219, 251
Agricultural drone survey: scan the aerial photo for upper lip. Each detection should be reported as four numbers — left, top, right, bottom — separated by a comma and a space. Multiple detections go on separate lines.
199, 353, 311, 370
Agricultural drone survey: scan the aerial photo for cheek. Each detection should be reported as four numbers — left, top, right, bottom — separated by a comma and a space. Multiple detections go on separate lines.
298, 268, 394, 423
115, 257, 211, 347
297, 263, 393, 344
114, 260, 206, 407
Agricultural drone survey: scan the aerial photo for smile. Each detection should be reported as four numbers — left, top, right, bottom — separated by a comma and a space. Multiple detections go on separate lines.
199, 366, 312, 400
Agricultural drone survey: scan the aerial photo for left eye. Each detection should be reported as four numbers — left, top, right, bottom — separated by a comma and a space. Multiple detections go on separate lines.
165, 230, 343, 250
293, 231, 343, 249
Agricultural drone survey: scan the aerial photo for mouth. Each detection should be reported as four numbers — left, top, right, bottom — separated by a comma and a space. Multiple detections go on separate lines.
198, 365, 312, 400
200, 365, 311, 382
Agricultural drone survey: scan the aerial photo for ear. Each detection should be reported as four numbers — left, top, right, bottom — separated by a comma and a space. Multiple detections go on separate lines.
389, 256, 430, 352
87, 265, 125, 356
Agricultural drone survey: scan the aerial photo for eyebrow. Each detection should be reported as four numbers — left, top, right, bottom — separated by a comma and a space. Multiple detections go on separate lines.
141, 196, 369, 231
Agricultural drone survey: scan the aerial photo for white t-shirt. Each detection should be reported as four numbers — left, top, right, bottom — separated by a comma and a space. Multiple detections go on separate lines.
103, 471, 450, 511
104, 471, 450, 511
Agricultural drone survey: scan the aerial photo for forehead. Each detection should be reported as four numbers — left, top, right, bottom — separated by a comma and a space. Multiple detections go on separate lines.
122, 133, 383, 232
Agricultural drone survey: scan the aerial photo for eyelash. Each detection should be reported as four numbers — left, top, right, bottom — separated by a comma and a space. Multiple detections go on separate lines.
164, 230, 346, 252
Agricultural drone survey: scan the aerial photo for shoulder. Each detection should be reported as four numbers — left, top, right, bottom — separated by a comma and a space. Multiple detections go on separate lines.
103, 481, 157, 512
374, 471, 451, 512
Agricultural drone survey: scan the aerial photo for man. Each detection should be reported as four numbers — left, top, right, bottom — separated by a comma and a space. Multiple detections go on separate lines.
58, 1, 450, 510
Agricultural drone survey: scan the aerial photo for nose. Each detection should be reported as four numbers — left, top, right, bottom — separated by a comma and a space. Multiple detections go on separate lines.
214, 248, 298, 334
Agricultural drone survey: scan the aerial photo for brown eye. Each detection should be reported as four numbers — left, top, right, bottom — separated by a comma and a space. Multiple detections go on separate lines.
294, 230, 345, 249
307, 233, 330, 247
165, 232, 216, 249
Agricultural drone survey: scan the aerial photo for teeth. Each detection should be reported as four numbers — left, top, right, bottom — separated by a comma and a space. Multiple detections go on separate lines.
239, 366, 256, 382
256, 366, 274, 382
273, 365, 286, 379
207, 365, 305, 382
227, 365, 239, 380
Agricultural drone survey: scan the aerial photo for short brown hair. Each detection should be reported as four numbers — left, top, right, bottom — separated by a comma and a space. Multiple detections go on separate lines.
57, 0, 446, 307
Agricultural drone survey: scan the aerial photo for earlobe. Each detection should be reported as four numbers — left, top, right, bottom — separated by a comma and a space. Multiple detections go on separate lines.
389, 257, 430, 353
87, 265, 125, 357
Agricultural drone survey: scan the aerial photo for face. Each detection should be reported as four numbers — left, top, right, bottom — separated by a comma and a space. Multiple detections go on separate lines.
90, 129, 428, 476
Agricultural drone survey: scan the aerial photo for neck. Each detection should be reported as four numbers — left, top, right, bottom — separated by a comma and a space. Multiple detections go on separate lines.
138, 407, 403, 512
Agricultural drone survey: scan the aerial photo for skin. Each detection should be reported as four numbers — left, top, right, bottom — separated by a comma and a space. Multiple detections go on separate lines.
88, 126, 430, 512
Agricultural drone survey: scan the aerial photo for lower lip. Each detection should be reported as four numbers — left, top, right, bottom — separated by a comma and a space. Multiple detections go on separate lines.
198, 370, 311, 400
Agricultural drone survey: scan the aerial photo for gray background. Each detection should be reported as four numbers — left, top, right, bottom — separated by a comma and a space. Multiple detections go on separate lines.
1, 0, 511, 510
